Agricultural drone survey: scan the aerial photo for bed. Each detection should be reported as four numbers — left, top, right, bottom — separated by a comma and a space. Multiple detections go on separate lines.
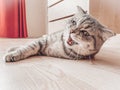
0, 35, 120, 90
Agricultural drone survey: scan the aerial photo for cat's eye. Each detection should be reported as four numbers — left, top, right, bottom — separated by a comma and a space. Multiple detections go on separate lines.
84, 25, 91, 29
71, 20, 76, 25
80, 30, 90, 36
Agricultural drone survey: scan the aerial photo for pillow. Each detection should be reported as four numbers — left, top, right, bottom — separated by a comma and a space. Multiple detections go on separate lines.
95, 34, 120, 65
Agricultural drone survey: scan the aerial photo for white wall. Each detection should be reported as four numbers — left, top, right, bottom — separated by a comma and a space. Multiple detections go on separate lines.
26, 0, 47, 38
48, 0, 89, 34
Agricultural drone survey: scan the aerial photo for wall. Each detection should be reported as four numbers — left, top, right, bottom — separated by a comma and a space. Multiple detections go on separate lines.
26, 0, 47, 38
48, 0, 89, 34
90, 0, 120, 33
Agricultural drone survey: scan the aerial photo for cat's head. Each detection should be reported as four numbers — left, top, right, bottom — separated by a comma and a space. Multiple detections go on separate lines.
65, 6, 116, 56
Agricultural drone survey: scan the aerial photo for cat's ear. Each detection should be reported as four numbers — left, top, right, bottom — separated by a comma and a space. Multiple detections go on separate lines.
77, 6, 87, 16
101, 28, 116, 41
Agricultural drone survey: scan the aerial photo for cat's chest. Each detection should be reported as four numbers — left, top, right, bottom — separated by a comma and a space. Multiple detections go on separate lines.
44, 41, 66, 57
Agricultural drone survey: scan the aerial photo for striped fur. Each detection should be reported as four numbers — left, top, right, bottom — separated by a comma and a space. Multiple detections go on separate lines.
4, 6, 115, 62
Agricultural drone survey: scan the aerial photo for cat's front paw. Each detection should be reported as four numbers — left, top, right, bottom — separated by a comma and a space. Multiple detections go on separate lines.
4, 53, 20, 62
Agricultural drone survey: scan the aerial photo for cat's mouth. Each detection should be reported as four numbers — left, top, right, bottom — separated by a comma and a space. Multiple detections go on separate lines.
67, 36, 78, 46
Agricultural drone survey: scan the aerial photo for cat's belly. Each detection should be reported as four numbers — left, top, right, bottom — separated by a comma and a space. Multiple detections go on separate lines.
44, 41, 68, 58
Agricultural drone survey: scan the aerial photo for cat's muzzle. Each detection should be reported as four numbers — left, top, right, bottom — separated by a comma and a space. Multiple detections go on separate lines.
67, 37, 78, 46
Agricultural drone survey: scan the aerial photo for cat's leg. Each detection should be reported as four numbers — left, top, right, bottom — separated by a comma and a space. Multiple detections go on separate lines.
7, 47, 19, 52
4, 40, 41, 62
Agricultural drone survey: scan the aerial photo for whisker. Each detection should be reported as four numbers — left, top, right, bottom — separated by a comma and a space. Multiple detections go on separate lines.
89, 55, 95, 64
68, 50, 73, 59
76, 49, 80, 60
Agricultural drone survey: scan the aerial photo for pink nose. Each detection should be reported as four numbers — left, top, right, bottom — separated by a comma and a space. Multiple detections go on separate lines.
67, 38, 73, 46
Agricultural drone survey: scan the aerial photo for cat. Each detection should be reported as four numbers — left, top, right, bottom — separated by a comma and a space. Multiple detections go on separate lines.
4, 6, 115, 62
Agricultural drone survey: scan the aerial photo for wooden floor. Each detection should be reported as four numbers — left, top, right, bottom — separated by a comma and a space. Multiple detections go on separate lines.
0, 35, 120, 90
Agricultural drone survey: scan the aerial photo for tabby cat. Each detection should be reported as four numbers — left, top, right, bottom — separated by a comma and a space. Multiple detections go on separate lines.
4, 6, 115, 62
